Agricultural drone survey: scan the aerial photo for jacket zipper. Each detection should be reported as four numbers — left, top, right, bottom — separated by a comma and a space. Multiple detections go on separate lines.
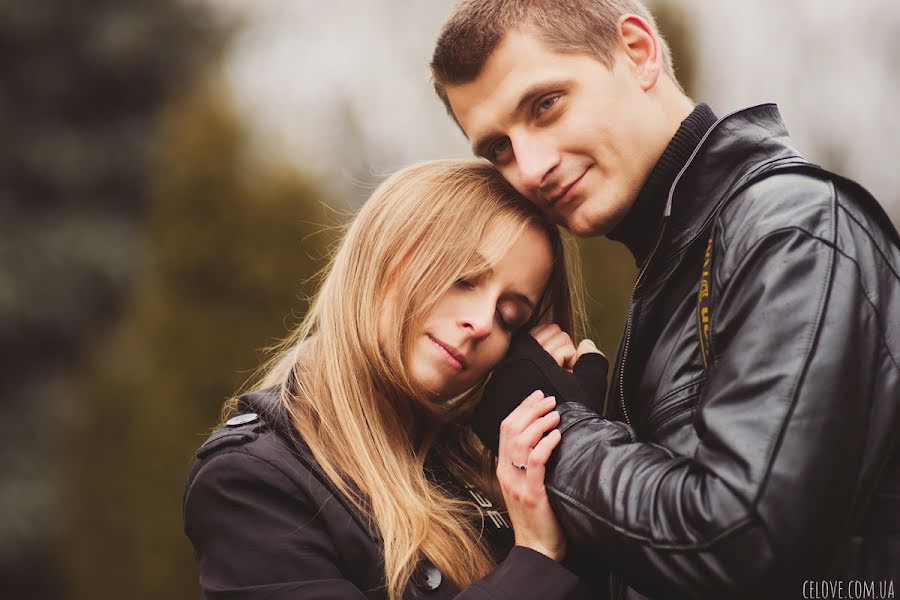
618, 222, 668, 427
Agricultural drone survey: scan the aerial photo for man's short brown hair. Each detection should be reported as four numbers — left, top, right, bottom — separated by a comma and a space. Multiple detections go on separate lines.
430, 0, 678, 117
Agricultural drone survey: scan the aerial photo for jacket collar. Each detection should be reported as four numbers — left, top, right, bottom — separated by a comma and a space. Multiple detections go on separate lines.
238, 386, 289, 433
238, 386, 384, 543
659, 103, 806, 257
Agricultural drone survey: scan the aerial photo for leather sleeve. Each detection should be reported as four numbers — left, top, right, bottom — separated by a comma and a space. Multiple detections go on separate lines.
544, 221, 887, 597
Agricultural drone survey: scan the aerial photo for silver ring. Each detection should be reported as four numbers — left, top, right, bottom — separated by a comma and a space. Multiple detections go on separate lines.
512, 461, 527, 472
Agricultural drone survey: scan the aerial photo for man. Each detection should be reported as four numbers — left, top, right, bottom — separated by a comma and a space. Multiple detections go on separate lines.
430, 1, 900, 598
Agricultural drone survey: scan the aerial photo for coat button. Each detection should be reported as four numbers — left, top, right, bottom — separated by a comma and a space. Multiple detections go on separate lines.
413, 563, 442, 591
225, 413, 258, 427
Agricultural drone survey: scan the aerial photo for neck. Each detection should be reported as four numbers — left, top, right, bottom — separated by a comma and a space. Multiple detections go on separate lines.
608, 102, 718, 266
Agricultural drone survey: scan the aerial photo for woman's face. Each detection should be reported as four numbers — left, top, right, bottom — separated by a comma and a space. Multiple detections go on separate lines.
384, 223, 554, 401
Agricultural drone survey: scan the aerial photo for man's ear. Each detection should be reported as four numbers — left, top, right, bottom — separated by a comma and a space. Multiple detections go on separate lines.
617, 14, 662, 91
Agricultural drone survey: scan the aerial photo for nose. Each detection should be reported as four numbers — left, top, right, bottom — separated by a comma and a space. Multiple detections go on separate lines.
513, 136, 559, 195
459, 296, 495, 340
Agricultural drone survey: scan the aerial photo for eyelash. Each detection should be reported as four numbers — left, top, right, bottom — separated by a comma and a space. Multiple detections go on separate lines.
488, 138, 511, 161
485, 95, 561, 163
535, 94, 560, 117
454, 278, 518, 332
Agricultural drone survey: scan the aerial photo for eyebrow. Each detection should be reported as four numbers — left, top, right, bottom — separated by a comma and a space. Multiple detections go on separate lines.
471, 77, 573, 158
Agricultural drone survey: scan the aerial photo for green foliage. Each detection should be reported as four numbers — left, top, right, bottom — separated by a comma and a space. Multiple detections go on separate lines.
62, 86, 338, 600
649, 0, 698, 97
0, 0, 211, 595
575, 235, 637, 362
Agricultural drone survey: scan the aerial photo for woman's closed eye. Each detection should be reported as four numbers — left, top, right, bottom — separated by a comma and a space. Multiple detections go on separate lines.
497, 301, 531, 332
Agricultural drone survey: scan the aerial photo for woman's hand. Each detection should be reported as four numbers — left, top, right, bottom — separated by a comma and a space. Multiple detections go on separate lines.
530, 324, 604, 372
496, 389, 566, 561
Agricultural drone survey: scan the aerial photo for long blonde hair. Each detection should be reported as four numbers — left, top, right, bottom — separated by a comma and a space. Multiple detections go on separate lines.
245, 159, 582, 599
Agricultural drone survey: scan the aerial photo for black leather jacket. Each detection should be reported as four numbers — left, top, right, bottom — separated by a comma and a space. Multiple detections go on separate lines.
488, 105, 900, 599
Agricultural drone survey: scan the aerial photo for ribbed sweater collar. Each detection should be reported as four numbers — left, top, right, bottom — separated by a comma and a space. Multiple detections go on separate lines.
608, 103, 717, 266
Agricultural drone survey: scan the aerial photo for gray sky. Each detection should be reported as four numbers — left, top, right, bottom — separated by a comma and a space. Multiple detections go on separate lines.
211, 0, 900, 222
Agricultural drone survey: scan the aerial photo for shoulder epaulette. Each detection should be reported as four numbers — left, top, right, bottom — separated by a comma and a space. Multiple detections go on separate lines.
196, 413, 265, 459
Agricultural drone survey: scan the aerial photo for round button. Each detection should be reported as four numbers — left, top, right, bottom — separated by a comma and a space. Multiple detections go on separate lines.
414, 563, 442, 591
225, 413, 259, 427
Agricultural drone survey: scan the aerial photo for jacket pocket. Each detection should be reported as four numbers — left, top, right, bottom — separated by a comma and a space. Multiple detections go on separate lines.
645, 378, 705, 434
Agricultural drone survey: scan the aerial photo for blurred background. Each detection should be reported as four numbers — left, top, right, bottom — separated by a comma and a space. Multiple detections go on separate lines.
1, 1, 897, 598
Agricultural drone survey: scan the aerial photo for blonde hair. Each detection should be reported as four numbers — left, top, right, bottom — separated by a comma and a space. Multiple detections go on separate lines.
241, 159, 582, 599
431, 0, 681, 116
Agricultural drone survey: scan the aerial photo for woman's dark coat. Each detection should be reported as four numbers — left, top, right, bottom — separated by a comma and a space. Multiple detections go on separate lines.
183, 388, 595, 599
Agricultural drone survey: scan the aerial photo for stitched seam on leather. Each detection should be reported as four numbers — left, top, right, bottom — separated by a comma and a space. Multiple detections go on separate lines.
722, 227, 899, 381
648, 399, 697, 433
657, 377, 706, 403
547, 485, 758, 551
837, 201, 900, 283
708, 222, 824, 365
750, 187, 838, 513
737, 228, 899, 377
816, 241, 900, 375
559, 414, 604, 435
666, 156, 806, 263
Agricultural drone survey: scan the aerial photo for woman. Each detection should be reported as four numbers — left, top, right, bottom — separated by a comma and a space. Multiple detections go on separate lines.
183, 159, 595, 599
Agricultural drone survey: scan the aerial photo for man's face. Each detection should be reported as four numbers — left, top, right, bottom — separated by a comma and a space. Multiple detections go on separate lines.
446, 30, 667, 237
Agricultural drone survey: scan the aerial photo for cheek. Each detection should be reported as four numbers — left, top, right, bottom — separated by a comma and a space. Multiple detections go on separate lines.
470, 335, 510, 379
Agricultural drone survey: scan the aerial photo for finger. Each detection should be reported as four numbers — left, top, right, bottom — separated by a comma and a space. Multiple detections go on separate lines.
514, 410, 560, 456
539, 332, 576, 368
524, 428, 562, 491
498, 392, 553, 444
549, 344, 576, 369
576, 338, 605, 360
530, 323, 562, 346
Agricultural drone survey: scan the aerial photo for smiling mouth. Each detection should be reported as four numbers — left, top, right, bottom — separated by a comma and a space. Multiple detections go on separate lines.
427, 335, 467, 371
546, 167, 590, 207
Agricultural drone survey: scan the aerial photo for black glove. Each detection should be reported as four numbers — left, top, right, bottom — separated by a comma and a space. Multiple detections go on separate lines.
472, 330, 609, 455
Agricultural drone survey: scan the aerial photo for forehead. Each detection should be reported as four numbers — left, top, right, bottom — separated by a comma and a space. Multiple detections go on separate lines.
486, 223, 553, 295
446, 30, 601, 140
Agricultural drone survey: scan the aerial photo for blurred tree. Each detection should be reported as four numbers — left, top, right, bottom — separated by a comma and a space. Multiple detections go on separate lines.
0, 0, 210, 596
650, 0, 698, 98
62, 83, 337, 599
575, 235, 636, 361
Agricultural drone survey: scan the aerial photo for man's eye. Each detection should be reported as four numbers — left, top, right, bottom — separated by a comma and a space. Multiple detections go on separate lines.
489, 138, 511, 160
535, 95, 559, 116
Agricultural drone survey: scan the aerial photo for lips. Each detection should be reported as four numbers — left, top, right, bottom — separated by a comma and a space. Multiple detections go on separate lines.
545, 167, 589, 207
427, 335, 468, 370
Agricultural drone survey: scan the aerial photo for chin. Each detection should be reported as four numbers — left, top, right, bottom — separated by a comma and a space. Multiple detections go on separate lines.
564, 212, 613, 237
565, 197, 629, 237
